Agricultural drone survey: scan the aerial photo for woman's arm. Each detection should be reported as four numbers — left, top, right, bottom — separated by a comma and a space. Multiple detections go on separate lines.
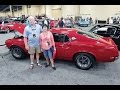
50, 31, 56, 50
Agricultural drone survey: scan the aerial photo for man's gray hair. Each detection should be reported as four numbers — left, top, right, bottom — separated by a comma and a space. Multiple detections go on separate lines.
27, 16, 35, 21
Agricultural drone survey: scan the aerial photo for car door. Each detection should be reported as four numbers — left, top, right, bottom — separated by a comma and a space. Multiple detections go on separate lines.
53, 33, 65, 59
62, 35, 73, 60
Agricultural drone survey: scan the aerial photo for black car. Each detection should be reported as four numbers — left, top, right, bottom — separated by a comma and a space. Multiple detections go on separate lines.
89, 24, 120, 50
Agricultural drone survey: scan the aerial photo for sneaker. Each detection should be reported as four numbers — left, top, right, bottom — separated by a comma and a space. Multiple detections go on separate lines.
52, 67, 56, 70
37, 63, 42, 67
45, 63, 50, 67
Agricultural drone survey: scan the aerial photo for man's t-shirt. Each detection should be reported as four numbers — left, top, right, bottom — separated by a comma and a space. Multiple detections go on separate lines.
23, 24, 42, 47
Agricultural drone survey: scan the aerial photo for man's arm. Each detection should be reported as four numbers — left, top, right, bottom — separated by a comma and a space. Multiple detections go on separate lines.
23, 27, 29, 50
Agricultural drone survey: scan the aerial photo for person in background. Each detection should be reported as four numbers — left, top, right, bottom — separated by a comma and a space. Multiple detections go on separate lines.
70, 17, 74, 28
23, 16, 43, 69
44, 17, 49, 27
40, 24, 56, 70
58, 17, 65, 28
95, 17, 98, 24
109, 17, 113, 24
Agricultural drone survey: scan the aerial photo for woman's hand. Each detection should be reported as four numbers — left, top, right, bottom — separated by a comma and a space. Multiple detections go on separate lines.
25, 45, 29, 50
54, 47, 56, 51
41, 48, 44, 52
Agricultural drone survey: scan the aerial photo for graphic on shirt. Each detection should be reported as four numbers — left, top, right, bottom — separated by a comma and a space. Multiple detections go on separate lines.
44, 36, 50, 46
23, 24, 42, 47
33, 34, 36, 38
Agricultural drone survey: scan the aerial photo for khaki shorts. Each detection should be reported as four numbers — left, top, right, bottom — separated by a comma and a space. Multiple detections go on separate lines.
28, 46, 41, 55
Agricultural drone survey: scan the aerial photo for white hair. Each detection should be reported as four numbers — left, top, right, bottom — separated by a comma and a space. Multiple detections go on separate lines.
27, 16, 35, 21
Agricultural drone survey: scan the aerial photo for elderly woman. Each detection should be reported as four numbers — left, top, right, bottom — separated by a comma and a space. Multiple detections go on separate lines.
40, 24, 56, 70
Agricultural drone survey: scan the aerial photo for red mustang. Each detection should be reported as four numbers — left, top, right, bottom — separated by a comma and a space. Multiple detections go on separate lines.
5, 24, 119, 70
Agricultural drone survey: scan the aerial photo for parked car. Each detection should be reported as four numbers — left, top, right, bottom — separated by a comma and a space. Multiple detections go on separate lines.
64, 19, 74, 28
89, 24, 120, 50
5, 25, 119, 70
78, 18, 90, 27
0, 20, 14, 33
97, 20, 107, 24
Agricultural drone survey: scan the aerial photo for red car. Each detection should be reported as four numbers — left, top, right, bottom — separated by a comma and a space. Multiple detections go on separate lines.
0, 21, 21, 33
5, 24, 119, 70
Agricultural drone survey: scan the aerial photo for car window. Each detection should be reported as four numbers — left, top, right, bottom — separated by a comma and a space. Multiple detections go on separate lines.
77, 30, 100, 39
89, 26, 99, 32
97, 27, 108, 31
64, 35, 69, 42
106, 28, 115, 35
53, 33, 69, 42
4, 21, 9, 23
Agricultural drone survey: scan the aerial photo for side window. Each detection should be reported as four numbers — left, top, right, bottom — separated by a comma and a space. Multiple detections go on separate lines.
64, 35, 69, 42
4, 21, 9, 23
107, 27, 115, 35
53, 33, 64, 42
53, 33, 69, 42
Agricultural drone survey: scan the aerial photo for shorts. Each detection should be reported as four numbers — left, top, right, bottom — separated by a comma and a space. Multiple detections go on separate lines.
43, 47, 54, 59
28, 46, 41, 55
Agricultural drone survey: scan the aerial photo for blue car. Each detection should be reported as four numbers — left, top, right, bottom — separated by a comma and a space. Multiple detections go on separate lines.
78, 19, 90, 27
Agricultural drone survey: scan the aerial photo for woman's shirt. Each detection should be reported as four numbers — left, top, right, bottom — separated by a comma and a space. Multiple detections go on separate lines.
40, 31, 55, 50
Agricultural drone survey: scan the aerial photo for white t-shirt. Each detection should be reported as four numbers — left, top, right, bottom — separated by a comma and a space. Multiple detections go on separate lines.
109, 19, 113, 24
2, 21, 4, 26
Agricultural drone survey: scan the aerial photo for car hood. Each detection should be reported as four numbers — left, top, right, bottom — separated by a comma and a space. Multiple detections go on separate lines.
13, 23, 26, 34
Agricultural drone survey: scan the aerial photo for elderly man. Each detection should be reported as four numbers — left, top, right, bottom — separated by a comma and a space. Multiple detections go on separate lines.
23, 16, 43, 69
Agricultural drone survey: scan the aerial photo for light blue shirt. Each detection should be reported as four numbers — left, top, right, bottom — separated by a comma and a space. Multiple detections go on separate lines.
23, 24, 42, 47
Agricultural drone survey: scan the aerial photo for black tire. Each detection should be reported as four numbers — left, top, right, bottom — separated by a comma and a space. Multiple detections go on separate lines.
74, 53, 95, 70
10, 46, 26, 59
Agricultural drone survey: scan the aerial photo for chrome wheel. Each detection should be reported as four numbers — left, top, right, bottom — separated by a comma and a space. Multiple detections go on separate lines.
76, 55, 91, 68
12, 47, 22, 58
74, 53, 95, 70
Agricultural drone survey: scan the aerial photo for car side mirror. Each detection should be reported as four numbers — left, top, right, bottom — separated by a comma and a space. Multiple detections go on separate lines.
70, 37, 76, 41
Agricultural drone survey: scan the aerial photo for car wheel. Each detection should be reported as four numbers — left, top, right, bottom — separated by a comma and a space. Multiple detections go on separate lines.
11, 46, 26, 59
74, 53, 95, 70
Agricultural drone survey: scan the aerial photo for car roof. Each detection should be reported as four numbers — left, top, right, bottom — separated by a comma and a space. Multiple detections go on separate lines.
50, 28, 77, 35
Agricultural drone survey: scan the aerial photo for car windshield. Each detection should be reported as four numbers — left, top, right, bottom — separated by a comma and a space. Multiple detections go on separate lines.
77, 30, 102, 39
